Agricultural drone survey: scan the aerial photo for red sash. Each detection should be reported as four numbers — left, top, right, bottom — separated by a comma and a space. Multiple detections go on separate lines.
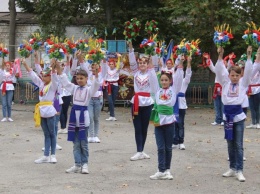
247, 84, 260, 96
133, 92, 150, 115
2, 81, 13, 95
213, 83, 222, 99
106, 81, 118, 95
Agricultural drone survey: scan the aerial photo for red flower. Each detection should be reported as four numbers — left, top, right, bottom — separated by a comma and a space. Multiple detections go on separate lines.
244, 30, 250, 34
227, 33, 233, 39
97, 38, 103, 43
0, 47, 2, 51
3, 49, 9, 54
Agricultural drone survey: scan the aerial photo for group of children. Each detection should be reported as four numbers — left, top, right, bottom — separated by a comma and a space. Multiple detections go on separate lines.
1, 42, 259, 182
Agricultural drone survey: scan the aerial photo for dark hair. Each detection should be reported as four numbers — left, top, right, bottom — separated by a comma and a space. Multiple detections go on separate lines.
228, 66, 241, 74
76, 69, 88, 77
160, 71, 172, 80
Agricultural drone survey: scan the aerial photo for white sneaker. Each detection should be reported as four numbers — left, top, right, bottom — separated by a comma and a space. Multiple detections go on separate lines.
105, 117, 117, 121
81, 163, 89, 174
66, 165, 81, 173
165, 169, 173, 180
222, 169, 236, 177
12, 101, 14, 105
211, 122, 219, 126
220, 122, 224, 126
8, 118, 14, 122
172, 144, 179, 149
50, 155, 57, 163
179, 144, 185, 150
227, 157, 246, 161
34, 156, 50, 164
1, 118, 7, 122
88, 137, 95, 143
58, 129, 68, 134
150, 171, 168, 180
246, 124, 256, 129
56, 144, 62, 150
130, 152, 145, 161
257, 124, 260, 129
94, 137, 101, 143
42, 144, 62, 151
142, 152, 150, 159
236, 171, 246, 182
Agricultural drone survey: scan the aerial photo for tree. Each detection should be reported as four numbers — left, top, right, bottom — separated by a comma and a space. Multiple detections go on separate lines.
9, 0, 16, 61
17, 0, 98, 37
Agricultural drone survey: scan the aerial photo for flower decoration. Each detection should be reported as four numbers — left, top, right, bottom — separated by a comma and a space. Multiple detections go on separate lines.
140, 34, 157, 56
123, 18, 141, 42
29, 33, 43, 51
0, 45, 9, 58
47, 43, 67, 60
213, 24, 233, 48
75, 39, 89, 52
18, 43, 33, 58
85, 38, 106, 64
242, 22, 260, 46
173, 39, 201, 57
64, 39, 77, 55
145, 20, 159, 35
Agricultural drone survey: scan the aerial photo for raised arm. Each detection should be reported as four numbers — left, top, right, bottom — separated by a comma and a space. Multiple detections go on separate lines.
242, 46, 253, 88
183, 57, 192, 85
214, 47, 229, 86
22, 58, 43, 88
128, 42, 138, 73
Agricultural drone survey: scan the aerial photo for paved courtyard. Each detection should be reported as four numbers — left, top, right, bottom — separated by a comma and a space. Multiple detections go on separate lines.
0, 104, 259, 194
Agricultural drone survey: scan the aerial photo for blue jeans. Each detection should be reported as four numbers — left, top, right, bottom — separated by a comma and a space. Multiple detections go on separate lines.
226, 120, 244, 171
173, 109, 186, 144
107, 85, 119, 117
155, 123, 174, 172
1, 90, 13, 117
54, 113, 60, 137
88, 98, 101, 137
73, 127, 89, 166
41, 116, 56, 156
214, 95, 223, 124
248, 93, 260, 124
60, 95, 71, 129
132, 105, 152, 152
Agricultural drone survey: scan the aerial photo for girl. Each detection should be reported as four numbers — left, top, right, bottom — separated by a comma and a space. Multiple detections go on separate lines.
149, 57, 184, 180
0, 59, 15, 122
128, 42, 158, 161
101, 55, 122, 121
215, 46, 253, 182
172, 57, 192, 150
22, 58, 58, 164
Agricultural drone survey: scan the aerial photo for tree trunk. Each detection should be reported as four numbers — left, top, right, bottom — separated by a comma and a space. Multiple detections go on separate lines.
105, 0, 112, 27
9, 0, 16, 61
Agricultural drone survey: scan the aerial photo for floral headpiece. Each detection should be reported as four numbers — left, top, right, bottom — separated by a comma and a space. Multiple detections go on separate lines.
18, 43, 33, 58
123, 18, 141, 42
44, 36, 67, 61
42, 67, 52, 76
0, 44, 9, 58
29, 33, 43, 51
213, 24, 233, 48
173, 39, 201, 57
140, 34, 157, 56
64, 37, 77, 55
242, 22, 260, 46
85, 38, 106, 64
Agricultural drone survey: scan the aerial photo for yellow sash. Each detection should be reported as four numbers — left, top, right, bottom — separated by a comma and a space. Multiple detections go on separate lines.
34, 101, 53, 127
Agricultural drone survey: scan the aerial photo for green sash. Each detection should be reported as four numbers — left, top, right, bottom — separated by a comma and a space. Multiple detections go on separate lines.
150, 103, 173, 126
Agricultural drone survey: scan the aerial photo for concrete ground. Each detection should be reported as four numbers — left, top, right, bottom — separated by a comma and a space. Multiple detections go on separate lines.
0, 104, 259, 194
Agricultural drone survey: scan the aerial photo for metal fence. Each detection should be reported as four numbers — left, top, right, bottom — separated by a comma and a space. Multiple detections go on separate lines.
2, 79, 214, 108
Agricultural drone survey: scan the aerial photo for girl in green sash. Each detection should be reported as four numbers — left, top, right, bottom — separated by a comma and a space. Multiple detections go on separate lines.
149, 56, 184, 180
